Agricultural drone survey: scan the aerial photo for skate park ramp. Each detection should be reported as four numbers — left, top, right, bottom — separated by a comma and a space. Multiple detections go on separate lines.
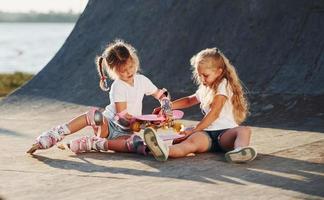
1, 0, 324, 130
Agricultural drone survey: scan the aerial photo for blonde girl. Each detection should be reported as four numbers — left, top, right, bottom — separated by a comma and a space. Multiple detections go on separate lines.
144, 47, 257, 163
28, 40, 171, 155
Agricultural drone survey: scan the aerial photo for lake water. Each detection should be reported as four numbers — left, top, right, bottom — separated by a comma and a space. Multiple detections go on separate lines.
0, 23, 75, 74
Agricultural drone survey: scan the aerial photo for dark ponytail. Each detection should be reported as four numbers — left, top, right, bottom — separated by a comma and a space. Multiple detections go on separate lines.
97, 56, 109, 91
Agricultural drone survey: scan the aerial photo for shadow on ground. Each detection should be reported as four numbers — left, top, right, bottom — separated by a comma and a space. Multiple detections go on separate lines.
0, 128, 28, 138
30, 152, 324, 198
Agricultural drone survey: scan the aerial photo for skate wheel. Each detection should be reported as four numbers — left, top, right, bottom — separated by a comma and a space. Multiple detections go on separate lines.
26, 143, 40, 154
131, 121, 142, 132
57, 143, 66, 150
172, 122, 184, 133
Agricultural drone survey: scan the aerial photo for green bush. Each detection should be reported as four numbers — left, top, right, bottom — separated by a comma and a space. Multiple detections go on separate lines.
0, 72, 34, 97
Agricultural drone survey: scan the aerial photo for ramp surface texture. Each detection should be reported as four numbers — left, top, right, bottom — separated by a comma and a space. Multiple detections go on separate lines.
3, 0, 324, 126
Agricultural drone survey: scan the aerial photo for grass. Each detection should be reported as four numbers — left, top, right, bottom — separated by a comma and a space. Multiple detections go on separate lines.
0, 72, 34, 97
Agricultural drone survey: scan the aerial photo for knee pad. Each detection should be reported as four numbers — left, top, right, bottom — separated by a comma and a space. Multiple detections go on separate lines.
86, 107, 104, 126
86, 107, 105, 135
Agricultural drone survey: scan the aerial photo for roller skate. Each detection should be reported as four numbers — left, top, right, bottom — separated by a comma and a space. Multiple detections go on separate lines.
68, 135, 108, 154
27, 124, 70, 154
126, 134, 149, 156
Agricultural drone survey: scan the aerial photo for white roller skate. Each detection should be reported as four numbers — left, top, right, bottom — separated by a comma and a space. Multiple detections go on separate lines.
27, 124, 70, 154
67, 135, 108, 154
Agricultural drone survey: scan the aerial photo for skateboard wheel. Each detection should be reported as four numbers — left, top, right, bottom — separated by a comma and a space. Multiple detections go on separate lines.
57, 143, 66, 150
131, 121, 141, 132
172, 122, 183, 133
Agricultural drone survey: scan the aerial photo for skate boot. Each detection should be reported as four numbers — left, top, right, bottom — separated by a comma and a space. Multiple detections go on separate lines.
157, 88, 173, 119
126, 134, 149, 156
27, 124, 70, 154
68, 135, 108, 154
160, 97, 173, 119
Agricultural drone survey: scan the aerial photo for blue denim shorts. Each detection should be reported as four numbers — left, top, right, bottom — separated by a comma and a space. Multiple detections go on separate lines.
203, 129, 229, 152
107, 120, 132, 140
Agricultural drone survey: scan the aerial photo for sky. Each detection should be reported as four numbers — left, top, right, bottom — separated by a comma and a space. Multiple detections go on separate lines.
0, 0, 88, 13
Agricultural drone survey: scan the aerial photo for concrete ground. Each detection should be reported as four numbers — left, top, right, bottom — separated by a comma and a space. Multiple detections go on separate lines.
0, 102, 323, 200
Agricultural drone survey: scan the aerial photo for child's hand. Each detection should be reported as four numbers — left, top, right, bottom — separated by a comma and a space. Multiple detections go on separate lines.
180, 128, 195, 136
173, 127, 195, 144
124, 113, 133, 120
173, 134, 189, 144
181, 126, 195, 133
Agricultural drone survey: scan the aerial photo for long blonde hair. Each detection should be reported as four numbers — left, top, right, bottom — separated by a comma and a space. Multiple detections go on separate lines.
191, 48, 249, 124
96, 39, 140, 91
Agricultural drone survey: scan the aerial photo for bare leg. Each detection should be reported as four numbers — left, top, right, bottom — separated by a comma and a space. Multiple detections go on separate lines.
169, 132, 210, 158
68, 116, 147, 154
107, 135, 130, 152
219, 126, 251, 151
96, 118, 109, 138
29, 108, 111, 154
67, 117, 109, 154
94, 119, 131, 153
143, 128, 210, 161
106, 133, 147, 154
66, 114, 88, 134
66, 112, 109, 137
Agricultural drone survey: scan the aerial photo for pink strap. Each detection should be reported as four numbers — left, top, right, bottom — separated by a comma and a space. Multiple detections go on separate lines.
86, 107, 98, 126
114, 110, 128, 121
85, 107, 100, 135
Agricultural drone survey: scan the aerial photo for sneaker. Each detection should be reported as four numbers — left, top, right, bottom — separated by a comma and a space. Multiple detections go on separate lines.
68, 136, 108, 154
143, 127, 169, 161
225, 146, 257, 163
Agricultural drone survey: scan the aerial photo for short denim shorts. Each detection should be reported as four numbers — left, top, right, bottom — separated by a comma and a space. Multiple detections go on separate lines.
107, 120, 132, 140
203, 129, 229, 152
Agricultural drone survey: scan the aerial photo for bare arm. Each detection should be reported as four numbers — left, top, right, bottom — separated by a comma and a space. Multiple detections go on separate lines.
171, 95, 200, 110
151, 91, 199, 114
115, 102, 133, 120
151, 89, 162, 100
151, 88, 199, 109
151, 88, 171, 100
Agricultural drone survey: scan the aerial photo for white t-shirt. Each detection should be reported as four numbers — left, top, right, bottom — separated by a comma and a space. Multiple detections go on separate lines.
195, 78, 238, 131
103, 74, 158, 119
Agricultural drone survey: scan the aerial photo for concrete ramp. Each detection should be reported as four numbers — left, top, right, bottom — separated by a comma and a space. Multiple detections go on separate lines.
2, 0, 324, 128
